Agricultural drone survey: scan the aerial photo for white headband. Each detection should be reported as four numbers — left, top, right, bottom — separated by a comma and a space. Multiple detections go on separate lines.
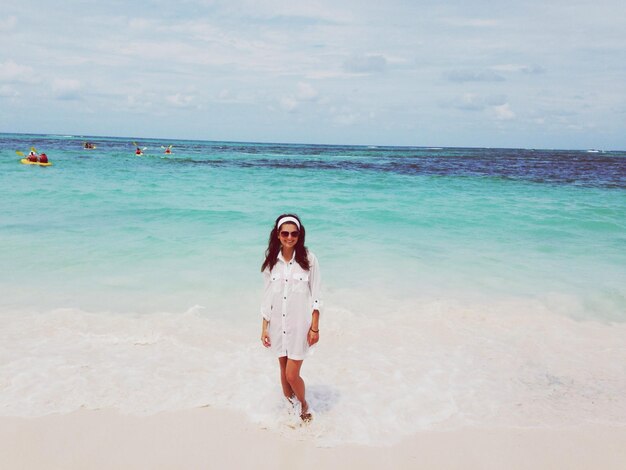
276, 216, 300, 230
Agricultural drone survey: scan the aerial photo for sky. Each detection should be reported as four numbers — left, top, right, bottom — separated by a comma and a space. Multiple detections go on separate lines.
1, 0, 625, 149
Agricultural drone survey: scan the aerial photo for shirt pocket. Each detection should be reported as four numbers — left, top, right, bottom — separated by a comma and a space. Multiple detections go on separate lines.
271, 272, 283, 293
292, 272, 310, 293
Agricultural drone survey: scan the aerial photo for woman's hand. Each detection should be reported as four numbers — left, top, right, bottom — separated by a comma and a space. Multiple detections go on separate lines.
261, 329, 271, 348
307, 329, 319, 346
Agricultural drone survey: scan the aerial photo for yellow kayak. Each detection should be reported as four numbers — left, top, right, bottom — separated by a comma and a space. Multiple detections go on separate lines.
20, 158, 53, 167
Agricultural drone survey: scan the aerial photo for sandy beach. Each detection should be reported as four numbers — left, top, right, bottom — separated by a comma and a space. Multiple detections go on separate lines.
3, 0, 626, 466
2, 408, 625, 470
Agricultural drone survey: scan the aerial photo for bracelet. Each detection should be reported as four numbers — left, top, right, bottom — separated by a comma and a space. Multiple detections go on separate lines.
309, 327, 319, 333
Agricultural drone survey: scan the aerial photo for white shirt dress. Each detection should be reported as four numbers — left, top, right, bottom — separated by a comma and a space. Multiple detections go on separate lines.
261, 250, 322, 360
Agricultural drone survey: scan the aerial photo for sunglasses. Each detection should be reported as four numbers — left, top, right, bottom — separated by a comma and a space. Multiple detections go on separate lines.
280, 230, 300, 238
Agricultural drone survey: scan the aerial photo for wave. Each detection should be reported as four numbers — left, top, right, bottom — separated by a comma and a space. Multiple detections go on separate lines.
1, 293, 625, 446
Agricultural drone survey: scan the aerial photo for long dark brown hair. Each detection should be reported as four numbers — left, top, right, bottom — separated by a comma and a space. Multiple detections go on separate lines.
261, 213, 310, 272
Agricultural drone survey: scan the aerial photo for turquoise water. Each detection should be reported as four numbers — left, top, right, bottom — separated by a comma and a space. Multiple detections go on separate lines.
2, 133, 625, 320
1, 133, 625, 443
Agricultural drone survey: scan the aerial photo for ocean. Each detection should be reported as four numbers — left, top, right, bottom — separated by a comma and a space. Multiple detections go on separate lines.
1, 133, 625, 445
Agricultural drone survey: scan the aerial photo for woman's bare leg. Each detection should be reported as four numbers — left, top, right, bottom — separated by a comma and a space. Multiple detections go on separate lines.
285, 359, 310, 418
278, 356, 295, 400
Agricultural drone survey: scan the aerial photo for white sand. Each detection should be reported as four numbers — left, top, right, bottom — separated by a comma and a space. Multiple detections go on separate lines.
1, 408, 625, 470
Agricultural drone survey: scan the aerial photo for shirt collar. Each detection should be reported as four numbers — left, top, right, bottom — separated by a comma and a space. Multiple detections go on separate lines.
278, 250, 295, 264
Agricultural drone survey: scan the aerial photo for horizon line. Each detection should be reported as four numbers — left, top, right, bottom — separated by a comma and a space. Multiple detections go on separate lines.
0, 131, 623, 153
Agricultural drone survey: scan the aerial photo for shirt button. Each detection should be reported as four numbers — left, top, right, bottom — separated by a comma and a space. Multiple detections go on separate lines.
284, 297, 286, 299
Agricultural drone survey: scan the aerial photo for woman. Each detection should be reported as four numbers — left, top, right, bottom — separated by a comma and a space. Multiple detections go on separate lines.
260, 214, 322, 422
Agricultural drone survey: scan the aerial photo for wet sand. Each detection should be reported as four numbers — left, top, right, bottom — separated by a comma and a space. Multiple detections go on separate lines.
1, 408, 625, 469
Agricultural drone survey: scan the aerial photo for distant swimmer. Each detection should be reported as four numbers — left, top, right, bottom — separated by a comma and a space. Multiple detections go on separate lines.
162, 145, 173, 154
84, 142, 96, 149
133, 141, 146, 156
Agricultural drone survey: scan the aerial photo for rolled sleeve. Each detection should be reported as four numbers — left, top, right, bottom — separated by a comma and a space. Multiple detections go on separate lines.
308, 253, 323, 313
261, 268, 272, 321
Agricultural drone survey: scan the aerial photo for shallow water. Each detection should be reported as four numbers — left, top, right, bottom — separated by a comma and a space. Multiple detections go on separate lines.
1, 133, 625, 445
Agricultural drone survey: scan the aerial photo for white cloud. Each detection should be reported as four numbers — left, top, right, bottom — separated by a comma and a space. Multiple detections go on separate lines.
278, 82, 319, 112
217, 89, 233, 101
279, 96, 299, 112
127, 18, 152, 29
491, 64, 546, 74
446, 93, 508, 112
165, 93, 198, 108
215, 88, 258, 104
0, 15, 17, 31
446, 70, 505, 82
491, 103, 515, 121
126, 95, 150, 112
218, 0, 353, 24
343, 54, 387, 73
305, 70, 358, 80
485, 94, 507, 106
522, 65, 546, 75
52, 78, 82, 100
0, 84, 19, 98
453, 93, 484, 111
0, 60, 38, 84
442, 18, 498, 27
330, 106, 360, 126
333, 113, 359, 126
296, 82, 318, 101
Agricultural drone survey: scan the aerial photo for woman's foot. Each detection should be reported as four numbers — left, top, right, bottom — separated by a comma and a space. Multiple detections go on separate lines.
284, 394, 297, 412
300, 401, 312, 422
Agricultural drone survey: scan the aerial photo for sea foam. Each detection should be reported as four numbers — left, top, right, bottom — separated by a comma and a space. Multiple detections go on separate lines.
1, 292, 625, 447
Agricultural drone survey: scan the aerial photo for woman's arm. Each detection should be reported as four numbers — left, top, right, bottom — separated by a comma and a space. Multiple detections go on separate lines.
310, 310, 319, 330
260, 269, 272, 347
308, 310, 320, 346
308, 253, 322, 346
261, 318, 271, 347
